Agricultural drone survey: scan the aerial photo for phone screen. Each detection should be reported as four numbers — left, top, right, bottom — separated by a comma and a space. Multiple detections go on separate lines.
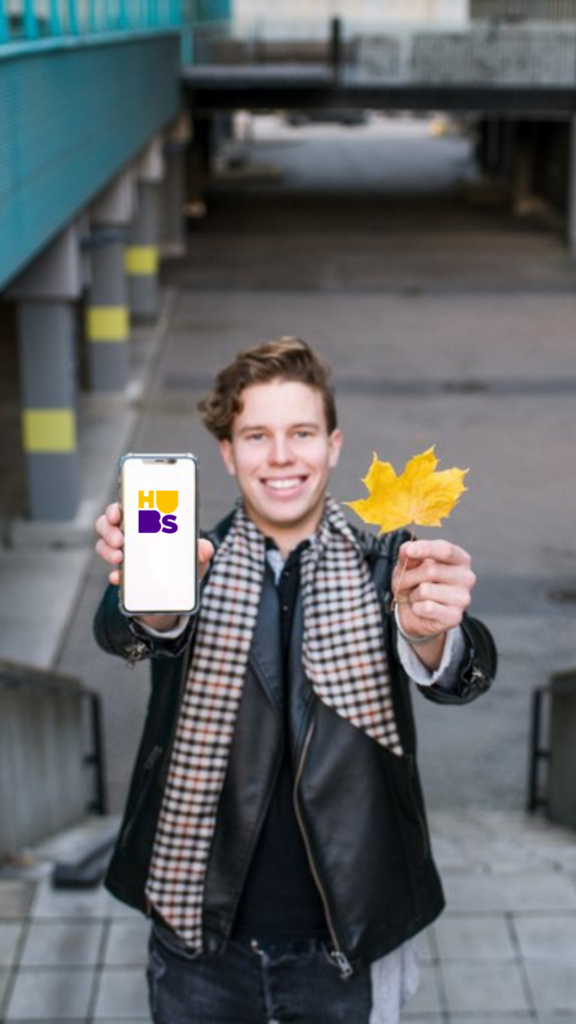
120, 453, 198, 615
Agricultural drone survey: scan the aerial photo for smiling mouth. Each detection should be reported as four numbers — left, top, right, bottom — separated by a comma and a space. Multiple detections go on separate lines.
262, 477, 307, 491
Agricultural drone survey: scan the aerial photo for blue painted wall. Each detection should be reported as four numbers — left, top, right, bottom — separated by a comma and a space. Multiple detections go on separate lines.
0, 33, 181, 290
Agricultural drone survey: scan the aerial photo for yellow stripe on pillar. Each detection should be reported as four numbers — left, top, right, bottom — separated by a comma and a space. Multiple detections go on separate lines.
125, 246, 159, 275
86, 306, 129, 342
22, 409, 77, 453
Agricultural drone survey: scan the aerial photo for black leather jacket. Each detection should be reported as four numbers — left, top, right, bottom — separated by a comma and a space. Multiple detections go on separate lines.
94, 514, 497, 973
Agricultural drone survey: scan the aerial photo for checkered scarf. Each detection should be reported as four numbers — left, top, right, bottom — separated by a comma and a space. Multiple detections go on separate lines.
145, 496, 402, 949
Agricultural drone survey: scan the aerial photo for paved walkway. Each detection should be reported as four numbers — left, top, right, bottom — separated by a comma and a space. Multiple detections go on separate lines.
1, 808, 576, 1022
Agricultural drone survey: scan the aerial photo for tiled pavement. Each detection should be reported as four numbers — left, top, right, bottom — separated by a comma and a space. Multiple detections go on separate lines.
1, 808, 576, 1023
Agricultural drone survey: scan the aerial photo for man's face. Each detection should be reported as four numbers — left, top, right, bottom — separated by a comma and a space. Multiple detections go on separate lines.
219, 379, 342, 549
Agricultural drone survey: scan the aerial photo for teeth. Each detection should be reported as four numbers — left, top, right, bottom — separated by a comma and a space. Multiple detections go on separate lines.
265, 478, 302, 490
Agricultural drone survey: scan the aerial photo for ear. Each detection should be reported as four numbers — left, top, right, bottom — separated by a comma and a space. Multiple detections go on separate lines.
219, 438, 236, 477
328, 428, 343, 469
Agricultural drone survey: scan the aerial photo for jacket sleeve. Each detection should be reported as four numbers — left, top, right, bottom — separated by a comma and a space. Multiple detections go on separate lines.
415, 613, 497, 706
376, 528, 498, 706
93, 584, 196, 665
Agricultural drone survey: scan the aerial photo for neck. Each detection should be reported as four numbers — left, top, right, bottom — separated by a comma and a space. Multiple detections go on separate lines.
265, 526, 313, 559
244, 502, 327, 559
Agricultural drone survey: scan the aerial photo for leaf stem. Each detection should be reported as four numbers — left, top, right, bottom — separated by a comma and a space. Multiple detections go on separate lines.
391, 524, 415, 613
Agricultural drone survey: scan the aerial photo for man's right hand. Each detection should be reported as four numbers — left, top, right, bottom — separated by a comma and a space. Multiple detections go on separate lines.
94, 502, 214, 631
95, 502, 125, 587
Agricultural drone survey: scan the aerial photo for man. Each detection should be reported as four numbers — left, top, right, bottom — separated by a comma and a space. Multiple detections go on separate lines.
94, 337, 496, 1024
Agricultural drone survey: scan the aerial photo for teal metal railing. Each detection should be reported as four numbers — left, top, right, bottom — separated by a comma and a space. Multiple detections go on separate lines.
0, 0, 233, 52
0, 0, 183, 45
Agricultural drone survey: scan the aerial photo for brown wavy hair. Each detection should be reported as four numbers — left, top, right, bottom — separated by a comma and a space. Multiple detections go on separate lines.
198, 337, 337, 441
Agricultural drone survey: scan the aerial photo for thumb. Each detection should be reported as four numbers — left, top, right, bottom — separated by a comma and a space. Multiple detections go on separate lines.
198, 538, 215, 567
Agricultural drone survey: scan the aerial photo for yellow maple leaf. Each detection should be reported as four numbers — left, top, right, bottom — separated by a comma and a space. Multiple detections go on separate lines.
345, 446, 468, 533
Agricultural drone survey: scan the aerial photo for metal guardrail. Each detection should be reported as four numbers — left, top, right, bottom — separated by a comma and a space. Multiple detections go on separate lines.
356, 25, 576, 86
471, 0, 576, 19
0, 0, 235, 46
187, 15, 576, 88
0, 0, 182, 46
527, 668, 576, 830
0, 659, 107, 860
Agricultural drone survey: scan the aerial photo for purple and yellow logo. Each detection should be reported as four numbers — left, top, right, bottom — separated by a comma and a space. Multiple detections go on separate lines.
138, 491, 178, 534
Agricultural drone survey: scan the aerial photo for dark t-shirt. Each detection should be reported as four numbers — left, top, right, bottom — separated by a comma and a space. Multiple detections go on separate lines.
230, 540, 329, 942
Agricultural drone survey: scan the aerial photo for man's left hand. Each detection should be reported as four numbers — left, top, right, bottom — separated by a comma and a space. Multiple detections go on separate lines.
392, 539, 477, 642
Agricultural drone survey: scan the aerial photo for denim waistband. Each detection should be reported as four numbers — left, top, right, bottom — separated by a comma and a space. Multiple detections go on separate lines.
152, 920, 330, 959
233, 934, 331, 957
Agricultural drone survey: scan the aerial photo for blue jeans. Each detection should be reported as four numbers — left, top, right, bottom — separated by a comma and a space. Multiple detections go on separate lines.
148, 923, 373, 1023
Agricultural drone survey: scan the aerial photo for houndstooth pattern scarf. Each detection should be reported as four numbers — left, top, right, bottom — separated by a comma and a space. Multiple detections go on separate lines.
145, 496, 402, 949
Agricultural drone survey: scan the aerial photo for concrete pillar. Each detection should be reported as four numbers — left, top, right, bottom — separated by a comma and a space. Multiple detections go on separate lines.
500, 120, 517, 181
7, 226, 83, 520
186, 115, 214, 209
161, 139, 188, 257
126, 140, 164, 322
87, 172, 136, 390
17, 303, 79, 520
84, 230, 129, 391
568, 117, 576, 255
512, 139, 535, 216
485, 119, 502, 174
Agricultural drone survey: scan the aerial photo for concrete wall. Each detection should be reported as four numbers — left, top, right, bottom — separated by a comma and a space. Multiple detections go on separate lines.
233, 0, 469, 33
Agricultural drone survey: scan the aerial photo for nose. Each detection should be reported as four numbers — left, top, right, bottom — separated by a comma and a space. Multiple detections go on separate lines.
269, 435, 294, 465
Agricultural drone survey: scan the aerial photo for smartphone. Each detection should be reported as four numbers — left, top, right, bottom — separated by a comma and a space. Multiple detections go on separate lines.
119, 453, 199, 616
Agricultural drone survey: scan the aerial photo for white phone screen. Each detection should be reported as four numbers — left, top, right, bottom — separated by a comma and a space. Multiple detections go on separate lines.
121, 454, 198, 615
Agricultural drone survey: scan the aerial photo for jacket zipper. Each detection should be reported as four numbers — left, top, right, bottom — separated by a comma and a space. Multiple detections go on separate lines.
293, 720, 354, 980
126, 639, 148, 667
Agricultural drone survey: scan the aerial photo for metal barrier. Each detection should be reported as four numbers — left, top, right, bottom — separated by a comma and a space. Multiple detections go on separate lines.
0, 0, 235, 47
527, 668, 576, 829
471, 0, 576, 19
0, 0, 181, 45
0, 659, 107, 861
180, 12, 576, 88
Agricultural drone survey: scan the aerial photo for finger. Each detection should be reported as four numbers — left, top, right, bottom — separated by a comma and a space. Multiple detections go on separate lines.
400, 540, 471, 568
95, 537, 124, 566
95, 513, 125, 550
395, 559, 476, 594
106, 502, 123, 525
408, 582, 472, 611
109, 568, 122, 586
198, 539, 215, 566
403, 599, 464, 631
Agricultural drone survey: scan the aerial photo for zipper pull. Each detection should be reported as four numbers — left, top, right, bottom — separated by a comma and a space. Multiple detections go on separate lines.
126, 640, 147, 667
330, 949, 354, 979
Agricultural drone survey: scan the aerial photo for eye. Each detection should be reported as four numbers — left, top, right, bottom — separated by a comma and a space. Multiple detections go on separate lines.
247, 431, 265, 441
295, 429, 313, 439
